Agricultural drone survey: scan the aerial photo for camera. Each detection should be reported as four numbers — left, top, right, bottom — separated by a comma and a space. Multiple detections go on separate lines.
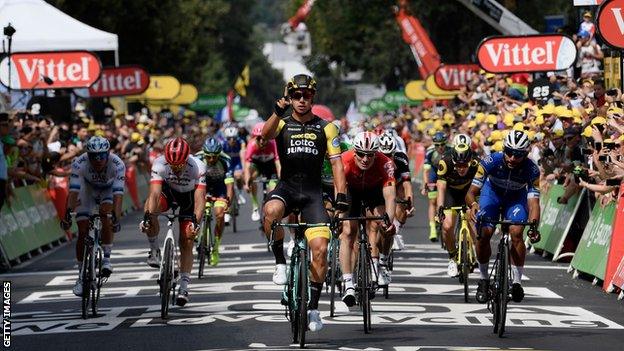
606, 178, 622, 186
573, 165, 589, 183
606, 89, 619, 97
598, 155, 609, 162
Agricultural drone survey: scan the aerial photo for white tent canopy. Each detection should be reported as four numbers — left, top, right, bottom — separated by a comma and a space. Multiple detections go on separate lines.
0, 0, 118, 61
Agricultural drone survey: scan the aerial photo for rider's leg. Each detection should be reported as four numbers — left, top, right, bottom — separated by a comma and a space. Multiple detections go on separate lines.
263, 199, 286, 267
442, 211, 457, 258
214, 204, 226, 239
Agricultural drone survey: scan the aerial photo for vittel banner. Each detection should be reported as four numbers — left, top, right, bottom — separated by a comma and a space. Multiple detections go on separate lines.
0, 51, 102, 89
476, 35, 577, 73
88, 66, 149, 97
433, 64, 480, 91
597, 0, 624, 49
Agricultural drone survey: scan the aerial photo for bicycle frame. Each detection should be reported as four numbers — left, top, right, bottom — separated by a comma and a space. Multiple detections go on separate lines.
157, 210, 181, 318
79, 212, 107, 319
197, 200, 214, 278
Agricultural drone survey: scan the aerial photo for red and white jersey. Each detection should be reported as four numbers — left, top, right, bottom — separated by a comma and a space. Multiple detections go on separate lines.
342, 150, 395, 192
150, 154, 206, 192
245, 139, 279, 163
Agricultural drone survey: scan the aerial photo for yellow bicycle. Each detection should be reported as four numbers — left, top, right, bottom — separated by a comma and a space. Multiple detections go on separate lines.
442, 205, 477, 302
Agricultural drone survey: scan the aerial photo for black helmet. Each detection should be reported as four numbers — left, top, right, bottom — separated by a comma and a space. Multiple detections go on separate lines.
286, 74, 317, 93
452, 143, 472, 164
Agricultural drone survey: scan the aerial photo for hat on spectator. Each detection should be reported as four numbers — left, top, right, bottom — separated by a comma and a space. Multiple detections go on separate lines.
489, 130, 503, 142
558, 108, 574, 119
503, 113, 514, 127
475, 112, 486, 123
578, 30, 591, 39
619, 135, 624, 142
582, 126, 593, 138
513, 122, 526, 131
526, 130, 536, 140
124, 114, 135, 121
583, 11, 592, 19
535, 114, 545, 125
591, 116, 607, 125
492, 140, 503, 152
467, 120, 477, 128
542, 104, 556, 115
552, 128, 564, 138
138, 114, 150, 124
94, 130, 105, 137
607, 107, 624, 116
131, 132, 142, 143
486, 114, 497, 125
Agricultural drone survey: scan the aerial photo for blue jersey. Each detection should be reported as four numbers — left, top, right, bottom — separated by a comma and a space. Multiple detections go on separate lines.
222, 137, 245, 161
472, 152, 540, 199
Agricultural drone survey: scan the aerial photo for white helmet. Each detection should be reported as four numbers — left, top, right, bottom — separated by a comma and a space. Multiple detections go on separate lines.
378, 132, 396, 155
504, 130, 530, 151
223, 126, 238, 138
453, 133, 471, 147
353, 131, 380, 153
86, 136, 110, 153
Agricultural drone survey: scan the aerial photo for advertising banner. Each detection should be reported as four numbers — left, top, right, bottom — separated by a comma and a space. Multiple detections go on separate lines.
433, 64, 480, 91
395, 8, 441, 78
571, 201, 617, 281
532, 185, 564, 252
597, 0, 624, 49
476, 34, 577, 73
425, 75, 460, 96
405, 80, 455, 101
170, 84, 199, 105
87, 66, 149, 97
0, 51, 101, 89
189, 94, 227, 114
127, 75, 181, 100
604, 183, 624, 291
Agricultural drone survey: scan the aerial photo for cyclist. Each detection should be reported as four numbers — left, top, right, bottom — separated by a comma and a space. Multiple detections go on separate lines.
341, 131, 396, 306
435, 142, 479, 277
466, 130, 541, 304
62, 136, 125, 297
244, 122, 281, 222
378, 132, 414, 251
221, 125, 247, 208
140, 137, 207, 306
196, 137, 234, 266
422, 132, 452, 242
261, 74, 348, 332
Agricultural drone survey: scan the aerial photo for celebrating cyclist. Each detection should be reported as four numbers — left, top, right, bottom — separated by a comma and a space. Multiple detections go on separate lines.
378, 131, 414, 251
196, 137, 235, 266
62, 136, 125, 297
140, 137, 207, 306
435, 139, 479, 277
422, 132, 452, 242
466, 130, 541, 304
261, 74, 348, 332
244, 122, 281, 222
340, 131, 396, 306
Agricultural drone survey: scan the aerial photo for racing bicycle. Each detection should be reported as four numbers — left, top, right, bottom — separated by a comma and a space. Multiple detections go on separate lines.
441, 205, 476, 302
78, 211, 109, 319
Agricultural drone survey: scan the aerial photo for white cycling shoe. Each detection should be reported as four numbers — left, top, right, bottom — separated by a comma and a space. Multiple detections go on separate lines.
224, 213, 231, 224
447, 260, 459, 277
287, 240, 295, 257
238, 193, 246, 205
378, 266, 391, 286
73, 278, 83, 297
251, 208, 260, 222
272, 264, 288, 285
308, 309, 323, 332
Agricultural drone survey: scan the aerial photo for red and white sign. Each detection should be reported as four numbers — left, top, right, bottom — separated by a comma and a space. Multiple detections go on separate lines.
0, 51, 101, 89
598, 0, 624, 49
476, 35, 576, 73
395, 8, 441, 79
433, 64, 479, 91
88, 66, 149, 97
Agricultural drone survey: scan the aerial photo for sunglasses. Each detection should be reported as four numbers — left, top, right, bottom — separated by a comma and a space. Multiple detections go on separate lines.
170, 163, 186, 172
355, 150, 376, 159
290, 90, 314, 100
503, 147, 528, 159
88, 152, 109, 162
205, 153, 219, 160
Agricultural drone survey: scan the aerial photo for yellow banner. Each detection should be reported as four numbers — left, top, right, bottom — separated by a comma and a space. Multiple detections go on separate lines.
405, 80, 455, 101
170, 84, 198, 105
127, 75, 181, 100
425, 75, 460, 96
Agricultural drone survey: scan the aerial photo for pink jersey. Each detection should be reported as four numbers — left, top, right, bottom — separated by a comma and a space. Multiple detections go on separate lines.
245, 139, 279, 163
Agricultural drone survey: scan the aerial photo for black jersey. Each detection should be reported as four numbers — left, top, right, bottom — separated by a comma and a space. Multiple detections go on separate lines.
436, 157, 479, 190
393, 151, 411, 182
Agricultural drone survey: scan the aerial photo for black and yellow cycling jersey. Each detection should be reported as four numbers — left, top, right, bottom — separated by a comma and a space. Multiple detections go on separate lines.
436, 156, 479, 190
274, 115, 341, 188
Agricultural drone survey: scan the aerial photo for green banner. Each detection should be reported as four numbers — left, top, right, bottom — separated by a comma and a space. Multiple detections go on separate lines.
369, 98, 390, 112
545, 189, 582, 257
532, 185, 564, 252
383, 91, 420, 108
189, 94, 227, 114
28, 186, 64, 244
12, 187, 47, 248
571, 201, 617, 280
359, 105, 374, 116
0, 203, 30, 262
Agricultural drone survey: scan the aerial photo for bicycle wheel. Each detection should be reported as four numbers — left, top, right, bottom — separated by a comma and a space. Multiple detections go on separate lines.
198, 217, 209, 279
289, 250, 299, 343
297, 249, 308, 349
80, 245, 92, 320
461, 235, 469, 303
329, 239, 337, 317
232, 200, 238, 233
360, 243, 371, 334
92, 247, 103, 317
497, 240, 510, 338
160, 239, 174, 319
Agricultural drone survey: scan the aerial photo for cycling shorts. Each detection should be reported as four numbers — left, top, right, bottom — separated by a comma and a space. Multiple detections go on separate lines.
75, 186, 114, 221
443, 187, 469, 208
267, 181, 330, 241
230, 158, 243, 173
158, 182, 195, 219
251, 161, 278, 179
348, 187, 384, 217
476, 183, 528, 228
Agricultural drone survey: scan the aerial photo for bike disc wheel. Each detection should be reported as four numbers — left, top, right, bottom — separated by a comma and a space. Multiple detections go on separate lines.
92, 248, 103, 317
298, 249, 308, 348
81, 247, 92, 320
498, 242, 509, 338
160, 239, 173, 319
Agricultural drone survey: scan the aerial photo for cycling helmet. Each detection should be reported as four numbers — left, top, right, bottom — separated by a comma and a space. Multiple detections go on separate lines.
452, 143, 472, 164
165, 137, 190, 166
286, 74, 317, 94
203, 137, 222, 154
378, 132, 396, 155
85, 136, 110, 153
452, 133, 471, 147
504, 130, 530, 152
432, 131, 448, 144
223, 126, 238, 138
252, 122, 264, 137
353, 131, 380, 152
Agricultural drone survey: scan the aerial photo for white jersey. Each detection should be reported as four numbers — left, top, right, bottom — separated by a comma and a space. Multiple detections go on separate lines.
150, 154, 207, 193
394, 135, 407, 154
69, 152, 125, 195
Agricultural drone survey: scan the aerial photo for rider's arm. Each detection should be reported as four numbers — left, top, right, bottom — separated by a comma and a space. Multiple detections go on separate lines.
112, 156, 126, 220
193, 161, 208, 222
223, 159, 235, 204
326, 124, 346, 195
146, 160, 165, 213
527, 161, 541, 224
435, 159, 448, 210
383, 184, 396, 223
67, 157, 84, 212
270, 140, 281, 178
330, 157, 346, 195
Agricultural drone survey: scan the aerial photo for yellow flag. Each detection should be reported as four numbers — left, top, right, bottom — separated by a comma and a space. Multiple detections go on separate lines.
234, 65, 250, 97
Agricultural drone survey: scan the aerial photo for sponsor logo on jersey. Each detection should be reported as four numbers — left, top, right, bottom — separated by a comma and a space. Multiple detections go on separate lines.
291, 133, 317, 140
331, 137, 340, 148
